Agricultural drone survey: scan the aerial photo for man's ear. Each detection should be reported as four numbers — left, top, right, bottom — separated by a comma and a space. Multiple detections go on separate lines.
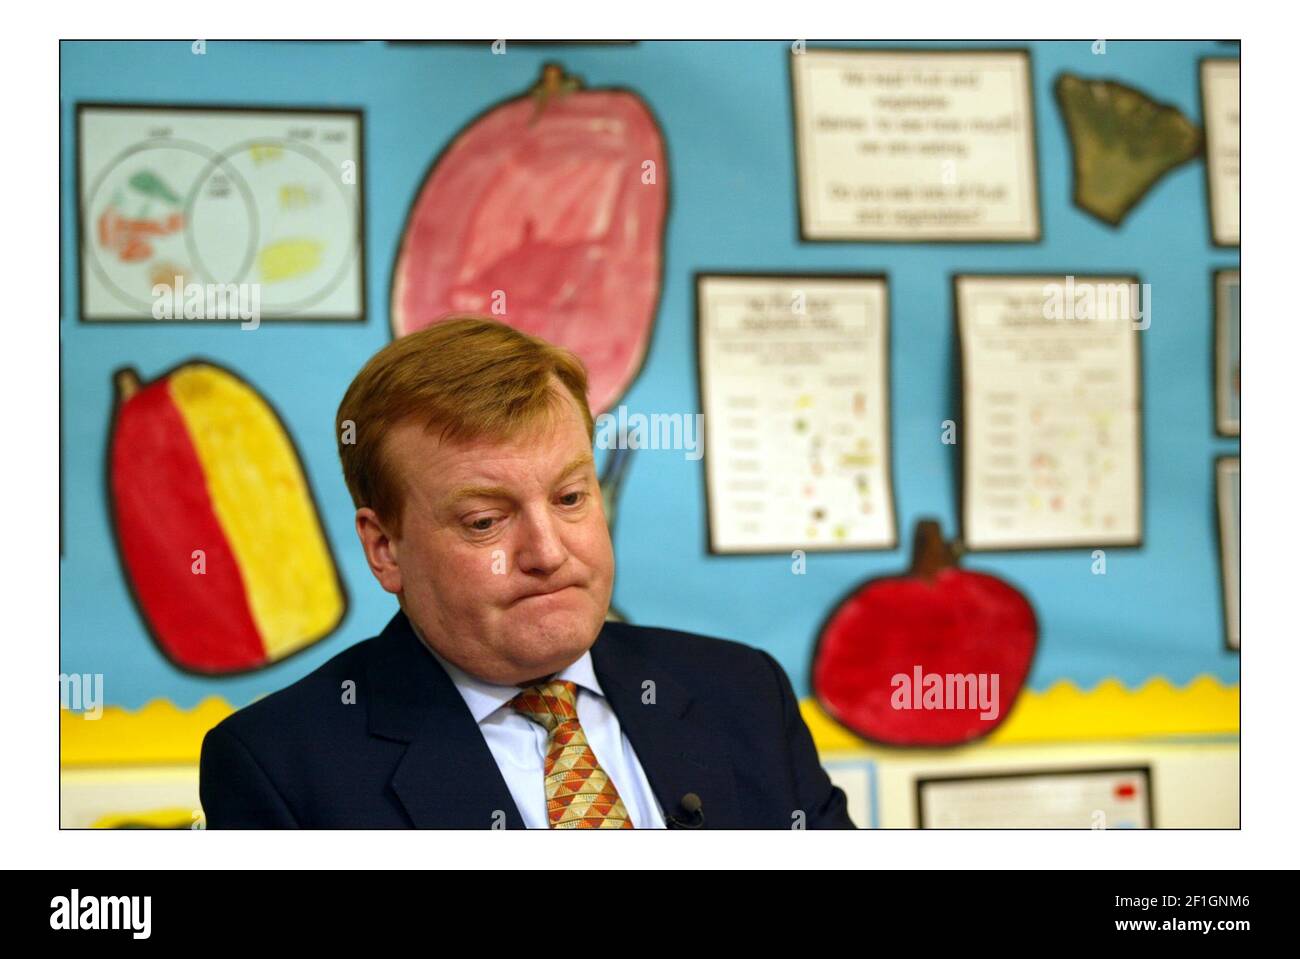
355, 507, 402, 595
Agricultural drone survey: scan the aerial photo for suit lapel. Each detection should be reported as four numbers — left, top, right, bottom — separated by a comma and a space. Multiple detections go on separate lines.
366, 613, 739, 829
366, 612, 525, 829
591, 623, 740, 828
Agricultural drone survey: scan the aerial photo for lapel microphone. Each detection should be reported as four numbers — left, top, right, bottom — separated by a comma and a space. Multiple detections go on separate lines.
665, 792, 704, 829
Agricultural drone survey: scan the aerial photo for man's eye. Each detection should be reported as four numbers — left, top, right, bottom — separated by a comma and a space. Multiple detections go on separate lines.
558, 491, 586, 507
468, 517, 497, 532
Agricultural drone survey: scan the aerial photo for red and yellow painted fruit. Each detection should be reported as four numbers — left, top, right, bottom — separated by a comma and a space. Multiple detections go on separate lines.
812, 520, 1037, 746
391, 62, 667, 415
108, 362, 345, 674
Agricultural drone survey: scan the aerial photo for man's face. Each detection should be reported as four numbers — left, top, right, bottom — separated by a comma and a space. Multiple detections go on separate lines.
357, 385, 614, 685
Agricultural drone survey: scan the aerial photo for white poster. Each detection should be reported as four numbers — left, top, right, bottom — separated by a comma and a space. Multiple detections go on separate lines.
790, 48, 1040, 241
1200, 59, 1240, 247
1215, 269, 1241, 436
78, 104, 364, 321
956, 274, 1143, 550
918, 767, 1153, 828
1217, 456, 1240, 651
698, 274, 896, 553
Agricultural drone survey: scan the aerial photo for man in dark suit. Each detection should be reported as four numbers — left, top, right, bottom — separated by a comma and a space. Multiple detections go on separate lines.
200, 317, 854, 829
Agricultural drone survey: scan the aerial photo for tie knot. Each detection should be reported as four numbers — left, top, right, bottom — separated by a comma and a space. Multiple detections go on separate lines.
509, 679, 579, 732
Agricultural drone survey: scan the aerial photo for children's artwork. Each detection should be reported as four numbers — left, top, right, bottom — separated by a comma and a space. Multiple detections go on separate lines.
1054, 74, 1202, 226
812, 520, 1037, 746
108, 361, 346, 674
391, 63, 667, 416
696, 272, 896, 553
789, 47, 1041, 242
1215, 269, 1240, 436
917, 766, 1154, 828
390, 63, 668, 624
1216, 456, 1240, 651
1200, 59, 1240, 247
78, 103, 364, 321
956, 274, 1144, 551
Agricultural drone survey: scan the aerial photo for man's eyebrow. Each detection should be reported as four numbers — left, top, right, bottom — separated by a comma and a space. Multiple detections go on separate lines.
555, 454, 595, 484
444, 483, 513, 506
442, 455, 595, 508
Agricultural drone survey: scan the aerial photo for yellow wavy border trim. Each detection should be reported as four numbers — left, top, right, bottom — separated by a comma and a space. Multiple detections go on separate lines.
803, 675, 1239, 754
61, 676, 1240, 767
62, 697, 236, 766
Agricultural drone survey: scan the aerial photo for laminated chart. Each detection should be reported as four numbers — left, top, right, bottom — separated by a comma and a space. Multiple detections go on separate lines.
1200, 59, 1240, 247
790, 48, 1040, 242
697, 273, 896, 553
78, 104, 363, 320
917, 767, 1154, 828
956, 274, 1144, 551
1216, 456, 1240, 651
1214, 269, 1240, 437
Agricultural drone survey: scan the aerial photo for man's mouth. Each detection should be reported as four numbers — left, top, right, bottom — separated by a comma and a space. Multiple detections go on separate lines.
511, 584, 579, 605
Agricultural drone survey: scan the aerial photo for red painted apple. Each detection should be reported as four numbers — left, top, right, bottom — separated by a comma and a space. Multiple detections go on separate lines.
812, 520, 1037, 746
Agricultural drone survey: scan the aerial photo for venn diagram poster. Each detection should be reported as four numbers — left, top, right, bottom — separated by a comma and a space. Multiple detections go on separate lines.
77, 104, 363, 321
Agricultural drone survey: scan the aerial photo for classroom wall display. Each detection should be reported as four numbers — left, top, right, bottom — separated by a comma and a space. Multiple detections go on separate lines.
916, 766, 1154, 828
1054, 74, 1202, 227
1216, 456, 1240, 652
812, 519, 1037, 747
1215, 269, 1241, 437
696, 272, 896, 554
789, 47, 1041, 242
1199, 58, 1240, 247
77, 103, 365, 322
60, 42, 1239, 825
391, 63, 667, 416
955, 273, 1144, 551
108, 360, 346, 674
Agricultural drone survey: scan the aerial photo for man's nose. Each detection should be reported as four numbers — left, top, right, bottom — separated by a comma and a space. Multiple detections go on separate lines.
515, 506, 569, 575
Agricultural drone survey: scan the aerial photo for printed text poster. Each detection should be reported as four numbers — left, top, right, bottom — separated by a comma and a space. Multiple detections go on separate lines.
698, 274, 896, 553
957, 274, 1143, 550
918, 768, 1153, 828
791, 49, 1040, 241
1201, 59, 1240, 247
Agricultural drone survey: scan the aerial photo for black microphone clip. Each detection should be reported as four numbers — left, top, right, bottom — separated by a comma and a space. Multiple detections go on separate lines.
665, 792, 704, 829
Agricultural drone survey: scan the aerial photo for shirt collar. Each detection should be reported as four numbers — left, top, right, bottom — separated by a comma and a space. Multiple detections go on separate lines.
416, 627, 605, 725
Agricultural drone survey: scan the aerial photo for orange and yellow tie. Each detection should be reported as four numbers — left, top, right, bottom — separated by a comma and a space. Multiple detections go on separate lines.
508, 679, 634, 829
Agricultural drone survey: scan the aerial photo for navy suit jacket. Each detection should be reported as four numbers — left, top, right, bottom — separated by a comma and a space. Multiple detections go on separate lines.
199, 611, 855, 829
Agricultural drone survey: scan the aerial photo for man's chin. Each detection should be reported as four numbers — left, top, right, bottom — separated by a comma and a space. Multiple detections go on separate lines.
502, 608, 603, 676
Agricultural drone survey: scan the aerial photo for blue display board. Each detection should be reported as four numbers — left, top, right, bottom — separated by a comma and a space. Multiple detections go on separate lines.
59, 39, 1240, 711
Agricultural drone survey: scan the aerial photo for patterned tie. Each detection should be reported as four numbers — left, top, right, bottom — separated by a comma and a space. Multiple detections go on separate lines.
508, 679, 634, 829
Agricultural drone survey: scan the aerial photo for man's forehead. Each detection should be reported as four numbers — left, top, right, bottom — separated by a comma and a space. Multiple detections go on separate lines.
388, 419, 594, 496
451, 448, 592, 486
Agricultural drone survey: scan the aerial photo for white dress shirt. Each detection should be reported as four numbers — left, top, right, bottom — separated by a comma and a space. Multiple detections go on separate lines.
422, 642, 667, 829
